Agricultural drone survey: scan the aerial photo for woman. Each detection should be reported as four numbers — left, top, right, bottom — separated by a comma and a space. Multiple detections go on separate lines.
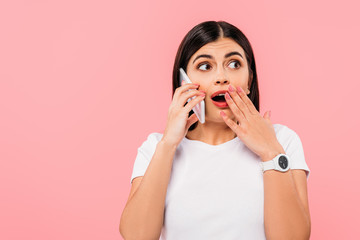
120, 20, 311, 240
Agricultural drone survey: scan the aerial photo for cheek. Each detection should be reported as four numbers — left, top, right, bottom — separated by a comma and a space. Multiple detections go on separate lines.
186, 71, 205, 85
191, 77, 211, 90
229, 69, 248, 80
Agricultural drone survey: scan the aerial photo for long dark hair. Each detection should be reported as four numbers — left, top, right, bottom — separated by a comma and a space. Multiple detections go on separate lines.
172, 20, 260, 131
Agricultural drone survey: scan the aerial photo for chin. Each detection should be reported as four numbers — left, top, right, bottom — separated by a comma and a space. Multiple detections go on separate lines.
205, 106, 233, 121
207, 112, 233, 122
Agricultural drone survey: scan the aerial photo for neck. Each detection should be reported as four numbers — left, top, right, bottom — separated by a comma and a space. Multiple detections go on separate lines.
186, 119, 237, 146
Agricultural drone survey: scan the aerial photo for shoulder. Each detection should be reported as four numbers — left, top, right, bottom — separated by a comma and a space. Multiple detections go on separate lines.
138, 132, 164, 149
273, 123, 305, 153
273, 123, 301, 140
144, 132, 164, 143
273, 123, 305, 149
134, 132, 164, 164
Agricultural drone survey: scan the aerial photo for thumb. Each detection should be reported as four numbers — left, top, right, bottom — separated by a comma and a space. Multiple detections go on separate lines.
263, 110, 271, 121
185, 113, 199, 130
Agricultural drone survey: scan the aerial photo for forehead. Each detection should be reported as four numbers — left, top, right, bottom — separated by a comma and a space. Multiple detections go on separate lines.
190, 38, 245, 60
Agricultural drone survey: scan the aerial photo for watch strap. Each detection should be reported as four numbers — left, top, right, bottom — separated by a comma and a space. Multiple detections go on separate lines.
262, 159, 276, 172
261, 153, 290, 173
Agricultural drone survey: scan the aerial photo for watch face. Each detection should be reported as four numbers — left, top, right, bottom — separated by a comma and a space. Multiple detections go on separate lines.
278, 155, 289, 169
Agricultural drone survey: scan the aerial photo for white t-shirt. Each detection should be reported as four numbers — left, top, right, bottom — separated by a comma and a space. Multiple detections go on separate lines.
130, 123, 310, 240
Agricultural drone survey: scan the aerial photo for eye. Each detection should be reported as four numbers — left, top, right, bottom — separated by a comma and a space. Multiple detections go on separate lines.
197, 62, 211, 71
229, 60, 241, 69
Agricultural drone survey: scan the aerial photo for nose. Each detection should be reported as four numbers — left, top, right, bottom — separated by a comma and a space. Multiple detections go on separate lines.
215, 79, 229, 84
214, 68, 230, 85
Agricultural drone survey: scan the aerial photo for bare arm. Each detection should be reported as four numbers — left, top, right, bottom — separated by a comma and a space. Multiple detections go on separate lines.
262, 148, 311, 240
119, 139, 177, 240
120, 81, 204, 239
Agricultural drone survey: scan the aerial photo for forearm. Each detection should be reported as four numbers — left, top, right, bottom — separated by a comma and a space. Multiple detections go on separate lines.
262, 149, 310, 240
120, 140, 177, 240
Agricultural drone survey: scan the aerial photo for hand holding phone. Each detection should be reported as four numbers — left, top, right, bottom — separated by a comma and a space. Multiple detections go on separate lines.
179, 68, 205, 124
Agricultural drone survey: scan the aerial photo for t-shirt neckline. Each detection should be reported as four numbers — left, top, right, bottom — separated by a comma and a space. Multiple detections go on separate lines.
182, 135, 241, 149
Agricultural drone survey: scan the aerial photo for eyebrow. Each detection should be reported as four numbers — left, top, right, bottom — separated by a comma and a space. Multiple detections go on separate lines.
192, 51, 244, 64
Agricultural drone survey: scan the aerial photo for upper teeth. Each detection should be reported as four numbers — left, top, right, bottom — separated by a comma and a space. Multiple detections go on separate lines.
217, 93, 225, 97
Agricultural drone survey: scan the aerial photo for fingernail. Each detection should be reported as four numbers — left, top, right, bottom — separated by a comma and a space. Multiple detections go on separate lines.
228, 85, 235, 92
236, 86, 243, 92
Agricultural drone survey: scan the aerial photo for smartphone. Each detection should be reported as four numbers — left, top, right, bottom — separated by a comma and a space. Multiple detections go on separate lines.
179, 68, 205, 124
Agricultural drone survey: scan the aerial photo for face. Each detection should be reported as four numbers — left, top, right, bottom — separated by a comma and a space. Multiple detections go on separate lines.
186, 37, 252, 123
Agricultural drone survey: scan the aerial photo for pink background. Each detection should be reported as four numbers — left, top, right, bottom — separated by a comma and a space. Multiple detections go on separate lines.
0, 0, 359, 239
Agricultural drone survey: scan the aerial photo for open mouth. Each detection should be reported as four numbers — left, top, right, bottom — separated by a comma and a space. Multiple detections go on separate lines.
211, 93, 228, 108
211, 94, 226, 102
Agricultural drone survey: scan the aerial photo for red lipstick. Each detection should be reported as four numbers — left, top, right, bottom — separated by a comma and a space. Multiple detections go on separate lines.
211, 99, 229, 108
211, 89, 229, 108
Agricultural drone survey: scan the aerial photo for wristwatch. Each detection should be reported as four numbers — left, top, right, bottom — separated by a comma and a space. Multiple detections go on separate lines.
260, 153, 290, 173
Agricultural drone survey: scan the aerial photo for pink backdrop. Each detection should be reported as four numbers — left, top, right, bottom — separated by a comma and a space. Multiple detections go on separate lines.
1, 0, 359, 239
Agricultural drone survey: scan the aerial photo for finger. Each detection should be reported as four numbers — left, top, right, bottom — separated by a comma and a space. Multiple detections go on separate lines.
224, 92, 247, 123
227, 85, 251, 117
185, 113, 199, 130
179, 89, 206, 106
180, 82, 199, 92
220, 110, 239, 133
263, 110, 271, 122
236, 86, 258, 115
173, 82, 200, 102
183, 94, 205, 113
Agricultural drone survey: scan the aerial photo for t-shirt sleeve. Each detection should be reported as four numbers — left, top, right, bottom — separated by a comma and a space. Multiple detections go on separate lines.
279, 126, 311, 180
130, 132, 161, 184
